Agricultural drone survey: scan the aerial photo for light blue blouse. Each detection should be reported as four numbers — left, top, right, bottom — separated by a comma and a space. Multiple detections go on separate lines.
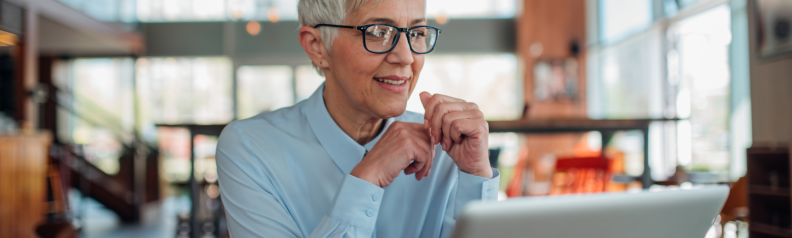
216, 84, 500, 238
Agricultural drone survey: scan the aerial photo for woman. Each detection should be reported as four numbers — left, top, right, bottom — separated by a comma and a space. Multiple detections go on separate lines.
216, 0, 499, 237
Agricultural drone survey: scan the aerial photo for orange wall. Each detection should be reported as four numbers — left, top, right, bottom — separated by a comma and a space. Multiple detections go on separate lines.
515, 0, 589, 173
517, 0, 587, 119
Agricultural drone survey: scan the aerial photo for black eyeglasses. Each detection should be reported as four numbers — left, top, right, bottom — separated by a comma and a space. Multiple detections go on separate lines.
313, 23, 441, 54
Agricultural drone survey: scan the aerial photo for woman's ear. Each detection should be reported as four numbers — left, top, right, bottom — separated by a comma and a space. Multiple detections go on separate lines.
298, 26, 330, 69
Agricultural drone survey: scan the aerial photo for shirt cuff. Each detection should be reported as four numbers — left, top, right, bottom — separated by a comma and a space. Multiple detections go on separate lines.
454, 168, 500, 216
329, 174, 385, 231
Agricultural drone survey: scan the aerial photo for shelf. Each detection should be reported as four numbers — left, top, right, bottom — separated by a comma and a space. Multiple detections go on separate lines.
747, 147, 790, 156
750, 185, 791, 197
748, 146, 792, 238
751, 222, 792, 237
486, 118, 678, 133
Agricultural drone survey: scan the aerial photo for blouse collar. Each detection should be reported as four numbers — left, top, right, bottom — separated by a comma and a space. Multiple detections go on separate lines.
302, 83, 395, 174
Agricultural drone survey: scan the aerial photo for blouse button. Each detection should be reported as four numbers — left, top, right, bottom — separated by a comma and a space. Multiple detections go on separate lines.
371, 194, 380, 202
366, 209, 375, 217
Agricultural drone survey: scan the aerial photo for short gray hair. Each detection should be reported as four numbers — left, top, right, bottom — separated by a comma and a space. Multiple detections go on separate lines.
298, 0, 385, 75
298, 0, 385, 53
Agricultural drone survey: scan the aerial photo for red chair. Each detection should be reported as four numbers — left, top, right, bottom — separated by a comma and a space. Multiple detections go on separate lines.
551, 156, 611, 194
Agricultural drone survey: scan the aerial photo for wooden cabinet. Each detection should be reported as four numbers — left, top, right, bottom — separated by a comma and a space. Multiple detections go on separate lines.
747, 146, 792, 238
0, 132, 52, 238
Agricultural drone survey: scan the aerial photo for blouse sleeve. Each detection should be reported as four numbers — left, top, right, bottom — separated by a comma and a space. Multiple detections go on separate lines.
439, 168, 501, 238
217, 124, 385, 238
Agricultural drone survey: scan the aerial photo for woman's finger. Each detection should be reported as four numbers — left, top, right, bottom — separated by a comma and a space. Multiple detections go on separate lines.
404, 149, 426, 176
424, 94, 465, 120
418, 140, 435, 180
408, 124, 433, 180
418, 125, 436, 179
448, 118, 487, 150
431, 102, 478, 149
441, 110, 481, 148
422, 94, 464, 138
424, 143, 435, 178
420, 92, 433, 130
404, 162, 421, 175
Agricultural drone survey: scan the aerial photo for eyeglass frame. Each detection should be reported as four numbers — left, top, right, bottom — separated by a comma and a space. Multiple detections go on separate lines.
313, 23, 442, 54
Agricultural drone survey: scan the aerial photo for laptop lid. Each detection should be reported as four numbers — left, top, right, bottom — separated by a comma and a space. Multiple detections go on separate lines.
453, 186, 729, 238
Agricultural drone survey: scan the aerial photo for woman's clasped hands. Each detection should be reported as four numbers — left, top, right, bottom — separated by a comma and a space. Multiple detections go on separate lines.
350, 92, 492, 187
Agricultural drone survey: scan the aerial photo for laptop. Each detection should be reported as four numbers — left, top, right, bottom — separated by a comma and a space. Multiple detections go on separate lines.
452, 186, 729, 238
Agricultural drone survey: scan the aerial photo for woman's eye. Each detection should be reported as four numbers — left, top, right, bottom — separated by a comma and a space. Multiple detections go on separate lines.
366, 26, 393, 38
366, 27, 381, 37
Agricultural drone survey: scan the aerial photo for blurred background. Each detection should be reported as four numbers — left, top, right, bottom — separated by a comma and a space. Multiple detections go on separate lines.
0, 0, 790, 237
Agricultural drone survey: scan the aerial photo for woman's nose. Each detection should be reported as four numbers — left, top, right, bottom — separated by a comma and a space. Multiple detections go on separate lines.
385, 33, 415, 65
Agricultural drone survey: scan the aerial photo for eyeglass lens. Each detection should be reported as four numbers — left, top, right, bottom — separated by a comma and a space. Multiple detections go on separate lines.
364, 25, 438, 53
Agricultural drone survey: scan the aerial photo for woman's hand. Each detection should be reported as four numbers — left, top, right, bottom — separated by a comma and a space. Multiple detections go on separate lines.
350, 121, 435, 187
420, 92, 492, 179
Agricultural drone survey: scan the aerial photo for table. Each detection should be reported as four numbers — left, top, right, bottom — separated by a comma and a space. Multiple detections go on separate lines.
488, 118, 679, 188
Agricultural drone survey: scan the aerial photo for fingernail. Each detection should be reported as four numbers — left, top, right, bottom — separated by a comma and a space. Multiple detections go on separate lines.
424, 119, 429, 129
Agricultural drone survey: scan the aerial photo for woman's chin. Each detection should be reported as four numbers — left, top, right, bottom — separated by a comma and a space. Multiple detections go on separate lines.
370, 101, 408, 119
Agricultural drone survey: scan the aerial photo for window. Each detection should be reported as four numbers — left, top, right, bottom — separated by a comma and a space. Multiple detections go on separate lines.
667, 5, 732, 175
137, 0, 232, 22
599, 0, 654, 45
234, 65, 326, 119
588, 26, 665, 119
295, 65, 326, 102
135, 0, 516, 22
193, 134, 219, 183
53, 58, 136, 175
406, 54, 523, 121
58, 0, 137, 22
237, 65, 295, 119
136, 57, 233, 125
157, 126, 192, 182
425, 0, 516, 19
588, 2, 740, 181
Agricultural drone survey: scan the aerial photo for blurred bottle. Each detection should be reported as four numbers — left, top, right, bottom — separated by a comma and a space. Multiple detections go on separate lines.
734, 207, 749, 238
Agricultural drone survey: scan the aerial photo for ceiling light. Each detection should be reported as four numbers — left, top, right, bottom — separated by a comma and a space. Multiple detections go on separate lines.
246, 21, 261, 36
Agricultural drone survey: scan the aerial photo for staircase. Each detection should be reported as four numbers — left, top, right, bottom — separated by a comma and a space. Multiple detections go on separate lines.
53, 144, 160, 223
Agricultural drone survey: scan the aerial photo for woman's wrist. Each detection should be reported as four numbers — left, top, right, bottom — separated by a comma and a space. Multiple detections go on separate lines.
460, 162, 493, 179
351, 164, 383, 187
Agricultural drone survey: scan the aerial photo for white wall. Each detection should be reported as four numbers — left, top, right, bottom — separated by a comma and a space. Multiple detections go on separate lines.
747, 0, 792, 146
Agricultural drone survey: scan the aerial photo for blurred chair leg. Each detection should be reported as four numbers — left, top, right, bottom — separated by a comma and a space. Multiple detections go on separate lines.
35, 221, 78, 238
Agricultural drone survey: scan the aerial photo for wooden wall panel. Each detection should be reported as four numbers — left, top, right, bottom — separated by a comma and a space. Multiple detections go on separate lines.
0, 138, 19, 238
0, 133, 51, 238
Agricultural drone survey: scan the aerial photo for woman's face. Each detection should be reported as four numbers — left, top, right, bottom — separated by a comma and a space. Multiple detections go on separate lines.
324, 0, 426, 119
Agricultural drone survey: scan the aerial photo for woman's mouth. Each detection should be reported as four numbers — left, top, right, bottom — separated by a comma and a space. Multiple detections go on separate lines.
373, 75, 409, 93
375, 78, 406, 85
